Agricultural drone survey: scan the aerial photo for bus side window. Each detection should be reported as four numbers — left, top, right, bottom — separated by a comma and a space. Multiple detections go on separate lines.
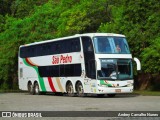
20, 47, 25, 58
75, 38, 80, 52
55, 43, 60, 54
88, 60, 96, 79
60, 40, 65, 53
71, 38, 80, 52
81, 36, 96, 79
60, 40, 71, 53
50, 42, 56, 54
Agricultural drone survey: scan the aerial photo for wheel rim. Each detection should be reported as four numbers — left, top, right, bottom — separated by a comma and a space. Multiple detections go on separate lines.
77, 83, 84, 97
68, 84, 73, 93
78, 85, 83, 94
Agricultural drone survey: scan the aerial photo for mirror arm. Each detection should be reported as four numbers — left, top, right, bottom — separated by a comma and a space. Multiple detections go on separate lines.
133, 57, 141, 71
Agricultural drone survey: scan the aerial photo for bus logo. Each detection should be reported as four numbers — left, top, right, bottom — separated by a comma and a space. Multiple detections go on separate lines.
52, 54, 72, 64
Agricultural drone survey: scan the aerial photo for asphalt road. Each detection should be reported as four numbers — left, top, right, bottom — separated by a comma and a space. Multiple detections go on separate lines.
0, 92, 160, 120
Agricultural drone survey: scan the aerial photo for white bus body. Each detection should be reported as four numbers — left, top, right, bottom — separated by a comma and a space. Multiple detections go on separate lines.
18, 33, 140, 97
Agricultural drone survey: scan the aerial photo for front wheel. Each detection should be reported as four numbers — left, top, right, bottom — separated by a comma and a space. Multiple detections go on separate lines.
66, 82, 75, 97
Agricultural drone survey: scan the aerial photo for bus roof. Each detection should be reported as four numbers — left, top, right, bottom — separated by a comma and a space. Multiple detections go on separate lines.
20, 33, 125, 47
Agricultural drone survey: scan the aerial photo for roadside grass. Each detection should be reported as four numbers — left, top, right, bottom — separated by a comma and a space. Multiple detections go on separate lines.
133, 90, 160, 96
0, 89, 22, 93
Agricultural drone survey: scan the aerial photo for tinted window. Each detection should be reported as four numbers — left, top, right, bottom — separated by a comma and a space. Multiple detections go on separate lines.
38, 65, 59, 77
71, 38, 81, 52
81, 36, 95, 79
93, 36, 130, 54
20, 37, 81, 58
38, 64, 81, 77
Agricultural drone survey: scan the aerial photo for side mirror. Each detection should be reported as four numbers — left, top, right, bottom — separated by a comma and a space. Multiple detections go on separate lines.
133, 57, 141, 71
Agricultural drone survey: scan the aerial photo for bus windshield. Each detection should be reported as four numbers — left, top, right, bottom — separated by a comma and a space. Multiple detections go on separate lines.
98, 59, 133, 80
93, 36, 130, 54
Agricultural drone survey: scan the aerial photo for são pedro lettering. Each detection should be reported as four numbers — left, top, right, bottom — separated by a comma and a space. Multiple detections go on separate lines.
52, 54, 72, 64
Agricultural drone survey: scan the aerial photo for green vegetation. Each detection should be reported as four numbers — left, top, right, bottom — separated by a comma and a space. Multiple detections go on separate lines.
0, 0, 160, 91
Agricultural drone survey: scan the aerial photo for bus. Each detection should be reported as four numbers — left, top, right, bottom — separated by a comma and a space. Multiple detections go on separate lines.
18, 33, 141, 97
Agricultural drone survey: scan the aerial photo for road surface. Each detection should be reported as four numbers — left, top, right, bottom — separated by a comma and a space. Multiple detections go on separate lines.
0, 92, 159, 120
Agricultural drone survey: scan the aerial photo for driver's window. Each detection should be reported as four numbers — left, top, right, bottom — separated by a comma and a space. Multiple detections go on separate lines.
88, 60, 96, 79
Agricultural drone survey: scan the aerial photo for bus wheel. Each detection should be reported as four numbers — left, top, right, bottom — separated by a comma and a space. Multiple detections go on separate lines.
107, 94, 116, 97
28, 82, 34, 95
66, 82, 75, 97
34, 82, 40, 95
76, 82, 84, 97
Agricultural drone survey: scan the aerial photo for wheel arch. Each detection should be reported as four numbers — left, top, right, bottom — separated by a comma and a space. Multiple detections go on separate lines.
33, 80, 38, 86
27, 80, 32, 85
27, 80, 32, 89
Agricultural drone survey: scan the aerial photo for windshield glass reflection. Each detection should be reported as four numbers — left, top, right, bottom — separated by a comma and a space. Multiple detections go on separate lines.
98, 59, 133, 80
93, 36, 130, 54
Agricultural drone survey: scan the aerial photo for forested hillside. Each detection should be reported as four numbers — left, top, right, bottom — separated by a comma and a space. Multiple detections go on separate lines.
0, 0, 160, 90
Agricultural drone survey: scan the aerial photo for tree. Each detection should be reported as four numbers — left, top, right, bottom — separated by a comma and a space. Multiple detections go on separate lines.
141, 37, 160, 73
56, 0, 111, 37
10, 0, 49, 18
0, 0, 15, 16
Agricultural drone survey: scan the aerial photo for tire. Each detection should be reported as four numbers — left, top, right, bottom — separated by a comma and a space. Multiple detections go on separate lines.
28, 82, 34, 95
107, 94, 116, 97
34, 82, 40, 95
66, 82, 75, 97
76, 82, 84, 97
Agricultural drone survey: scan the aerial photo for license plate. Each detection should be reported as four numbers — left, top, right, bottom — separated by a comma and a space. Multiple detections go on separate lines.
115, 89, 121, 93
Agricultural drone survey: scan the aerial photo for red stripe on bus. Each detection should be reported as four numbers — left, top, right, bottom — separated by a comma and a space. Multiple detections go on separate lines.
48, 77, 56, 92
25, 58, 35, 66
